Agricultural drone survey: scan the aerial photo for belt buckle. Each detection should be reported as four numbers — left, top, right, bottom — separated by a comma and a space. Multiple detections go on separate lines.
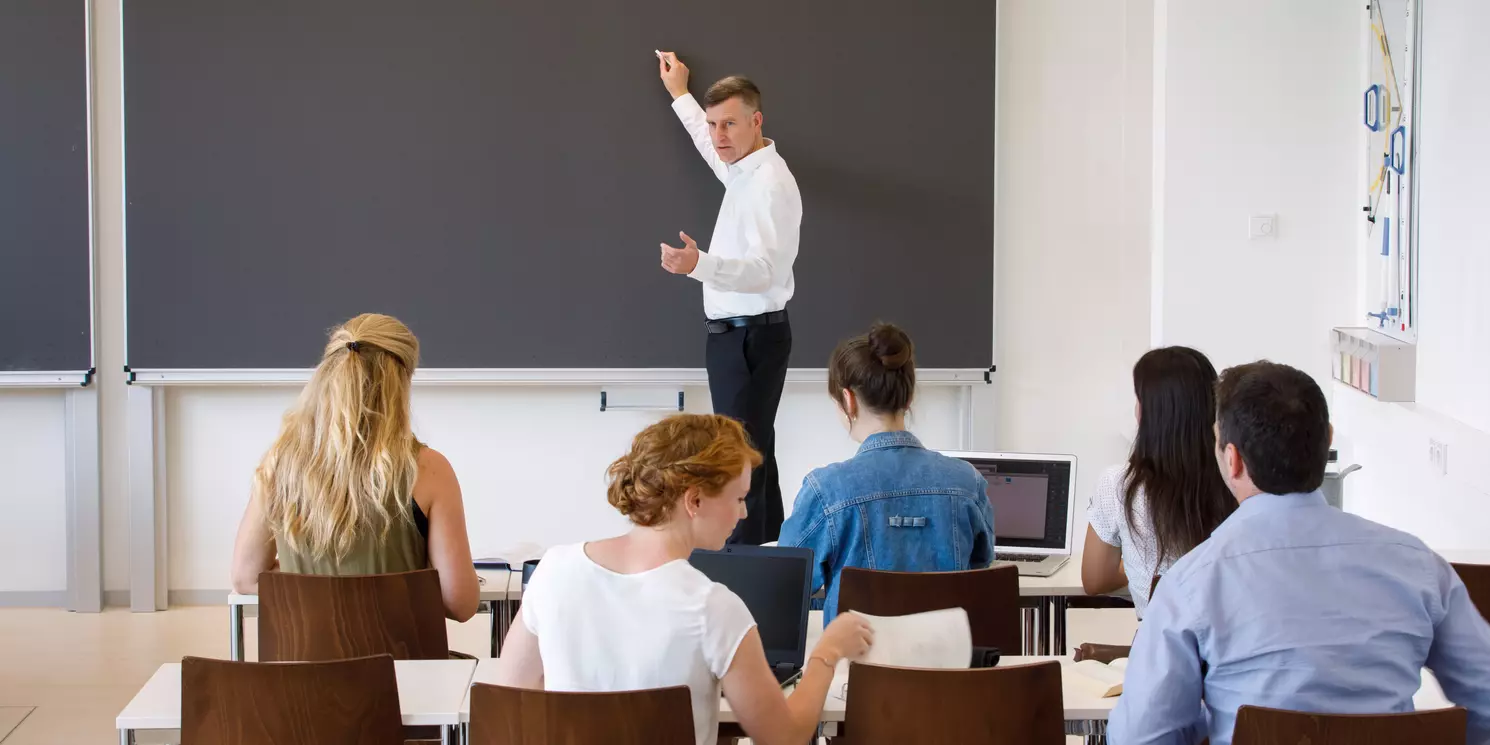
706, 320, 730, 334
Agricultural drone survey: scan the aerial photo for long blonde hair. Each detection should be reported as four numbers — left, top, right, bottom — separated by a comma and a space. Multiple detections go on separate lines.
254, 313, 422, 561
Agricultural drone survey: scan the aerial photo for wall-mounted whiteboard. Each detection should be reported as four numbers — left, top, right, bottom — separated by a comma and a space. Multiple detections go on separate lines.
1359, 0, 1418, 342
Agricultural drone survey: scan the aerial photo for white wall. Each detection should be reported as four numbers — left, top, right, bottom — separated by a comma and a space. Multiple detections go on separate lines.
1411, 0, 1490, 435
1331, 0, 1490, 545
1153, 0, 1359, 384
165, 384, 964, 590
994, 0, 1155, 533
0, 391, 69, 592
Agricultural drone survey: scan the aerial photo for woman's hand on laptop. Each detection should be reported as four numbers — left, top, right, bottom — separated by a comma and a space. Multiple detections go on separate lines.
812, 612, 875, 666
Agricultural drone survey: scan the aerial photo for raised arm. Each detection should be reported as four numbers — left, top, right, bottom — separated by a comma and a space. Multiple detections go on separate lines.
658, 51, 727, 181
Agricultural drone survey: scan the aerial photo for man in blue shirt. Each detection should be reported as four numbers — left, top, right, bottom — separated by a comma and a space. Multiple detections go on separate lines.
1111, 361, 1490, 745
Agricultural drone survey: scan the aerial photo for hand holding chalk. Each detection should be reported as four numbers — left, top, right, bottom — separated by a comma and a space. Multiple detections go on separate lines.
657, 50, 689, 99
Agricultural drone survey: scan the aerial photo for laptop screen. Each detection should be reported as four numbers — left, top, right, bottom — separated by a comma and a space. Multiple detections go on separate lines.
949, 453, 1075, 551
688, 545, 813, 666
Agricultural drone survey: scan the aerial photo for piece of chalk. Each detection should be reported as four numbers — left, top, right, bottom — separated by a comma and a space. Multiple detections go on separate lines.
655, 50, 665, 58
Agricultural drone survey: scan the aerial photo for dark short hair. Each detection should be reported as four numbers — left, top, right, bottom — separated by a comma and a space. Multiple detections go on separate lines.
1214, 361, 1331, 495
828, 323, 915, 414
704, 76, 762, 112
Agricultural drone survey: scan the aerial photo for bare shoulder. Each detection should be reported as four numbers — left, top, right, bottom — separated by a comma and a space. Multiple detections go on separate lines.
417, 446, 455, 474
414, 446, 462, 507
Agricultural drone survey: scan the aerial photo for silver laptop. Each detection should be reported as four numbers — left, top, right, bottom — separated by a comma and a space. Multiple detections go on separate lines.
942, 451, 1077, 577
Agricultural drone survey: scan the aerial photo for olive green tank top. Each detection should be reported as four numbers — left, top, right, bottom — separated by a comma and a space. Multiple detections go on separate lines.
276, 497, 430, 576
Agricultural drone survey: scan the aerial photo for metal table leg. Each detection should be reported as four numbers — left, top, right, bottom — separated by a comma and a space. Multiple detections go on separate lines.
1036, 596, 1052, 655
1053, 595, 1069, 656
120, 730, 135, 745
485, 600, 500, 658
1021, 606, 1038, 655
229, 604, 245, 661
1065, 718, 1107, 744
441, 723, 452, 745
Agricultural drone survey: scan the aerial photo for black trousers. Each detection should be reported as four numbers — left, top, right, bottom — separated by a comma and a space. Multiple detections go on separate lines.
706, 319, 791, 545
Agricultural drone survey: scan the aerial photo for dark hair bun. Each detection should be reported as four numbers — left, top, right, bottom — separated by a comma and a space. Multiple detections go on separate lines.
868, 324, 913, 371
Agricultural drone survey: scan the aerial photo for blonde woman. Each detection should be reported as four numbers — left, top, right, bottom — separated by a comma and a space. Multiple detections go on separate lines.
231, 313, 480, 621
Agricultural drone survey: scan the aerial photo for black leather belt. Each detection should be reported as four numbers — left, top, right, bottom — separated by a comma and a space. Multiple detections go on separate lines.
706, 310, 789, 335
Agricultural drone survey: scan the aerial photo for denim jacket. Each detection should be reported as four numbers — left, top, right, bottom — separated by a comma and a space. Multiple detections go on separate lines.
778, 431, 996, 622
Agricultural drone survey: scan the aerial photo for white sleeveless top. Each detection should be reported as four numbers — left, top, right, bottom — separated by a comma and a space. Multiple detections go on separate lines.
520, 543, 757, 745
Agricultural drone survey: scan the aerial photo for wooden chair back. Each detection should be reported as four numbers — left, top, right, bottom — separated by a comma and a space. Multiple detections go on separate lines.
467, 682, 695, 745
1451, 562, 1490, 622
842, 660, 1064, 744
839, 565, 1022, 652
1232, 705, 1467, 745
258, 569, 449, 662
181, 654, 402, 745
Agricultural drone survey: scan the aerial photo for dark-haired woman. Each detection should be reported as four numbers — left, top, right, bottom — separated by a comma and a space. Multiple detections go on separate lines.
779, 323, 995, 623
1081, 346, 1237, 617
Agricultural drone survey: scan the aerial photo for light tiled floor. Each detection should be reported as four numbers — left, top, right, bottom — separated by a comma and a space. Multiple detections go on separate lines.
0, 708, 36, 741
0, 605, 1137, 744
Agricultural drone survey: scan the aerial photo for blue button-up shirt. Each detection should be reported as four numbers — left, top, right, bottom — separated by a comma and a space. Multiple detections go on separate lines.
777, 431, 995, 623
1111, 491, 1490, 745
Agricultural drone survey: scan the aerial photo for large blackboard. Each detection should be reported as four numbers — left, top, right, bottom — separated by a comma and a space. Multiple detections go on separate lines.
0, 0, 92, 374
124, 0, 994, 370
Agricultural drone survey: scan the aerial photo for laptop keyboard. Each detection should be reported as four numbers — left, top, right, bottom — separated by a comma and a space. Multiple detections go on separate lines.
996, 552, 1050, 563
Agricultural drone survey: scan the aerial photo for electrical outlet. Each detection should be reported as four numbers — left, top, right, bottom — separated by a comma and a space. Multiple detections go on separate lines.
1428, 439, 1449, 476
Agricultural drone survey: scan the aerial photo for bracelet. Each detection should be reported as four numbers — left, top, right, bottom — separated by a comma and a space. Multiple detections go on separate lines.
807, 655, 836, 672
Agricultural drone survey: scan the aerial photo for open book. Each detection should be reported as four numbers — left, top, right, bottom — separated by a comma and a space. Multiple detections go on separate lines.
1067, 657, 1127, 697
855, 608, 973, 669
830, 609, 972, 701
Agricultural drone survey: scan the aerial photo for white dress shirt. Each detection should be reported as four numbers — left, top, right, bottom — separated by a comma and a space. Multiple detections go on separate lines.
521, 543, 758, 745
671, 94, 802, 321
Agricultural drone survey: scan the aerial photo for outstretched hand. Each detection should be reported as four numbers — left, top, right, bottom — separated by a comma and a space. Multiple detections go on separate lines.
660, 231, 700, 275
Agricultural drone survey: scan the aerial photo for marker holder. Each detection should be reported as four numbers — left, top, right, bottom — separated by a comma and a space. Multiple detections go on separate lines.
1331, 327, 1415, 402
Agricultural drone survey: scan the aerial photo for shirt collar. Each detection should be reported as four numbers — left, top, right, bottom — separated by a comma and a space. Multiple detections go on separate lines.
856, 430, 925, 454
728, 139, 777, 176
1219, 490, 1328, 530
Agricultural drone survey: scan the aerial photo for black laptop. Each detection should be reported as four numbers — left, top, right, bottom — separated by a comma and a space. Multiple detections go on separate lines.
688, 545, 814, 686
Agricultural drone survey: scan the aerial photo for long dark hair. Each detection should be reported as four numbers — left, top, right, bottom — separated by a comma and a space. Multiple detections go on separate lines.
1124, 347, 1236, 568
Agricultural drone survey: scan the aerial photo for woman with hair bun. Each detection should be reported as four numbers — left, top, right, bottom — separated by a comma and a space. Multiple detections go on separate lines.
495, 413, 874, 745
779, 323, 996, 622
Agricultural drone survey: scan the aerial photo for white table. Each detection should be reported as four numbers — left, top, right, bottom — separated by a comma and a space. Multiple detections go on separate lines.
226, 569, 511, 661
116, 658, 477, 745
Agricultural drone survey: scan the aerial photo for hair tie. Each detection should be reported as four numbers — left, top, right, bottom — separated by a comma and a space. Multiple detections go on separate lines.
346, 341, 360, 352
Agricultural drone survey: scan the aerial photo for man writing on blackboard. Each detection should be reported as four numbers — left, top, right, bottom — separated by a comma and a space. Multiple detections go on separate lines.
656, 51, 802, 545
